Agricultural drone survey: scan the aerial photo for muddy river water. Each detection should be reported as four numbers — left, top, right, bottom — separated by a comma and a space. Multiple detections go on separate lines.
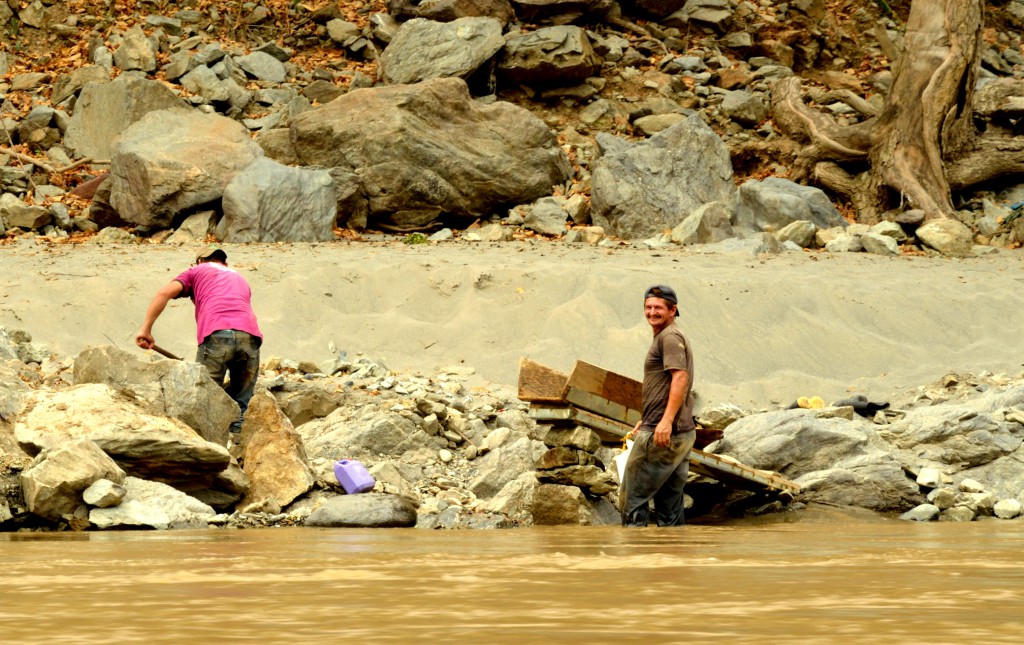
2, 510, 1022, 644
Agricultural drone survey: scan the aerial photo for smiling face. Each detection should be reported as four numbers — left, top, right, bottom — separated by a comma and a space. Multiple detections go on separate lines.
644, 296, 677, 333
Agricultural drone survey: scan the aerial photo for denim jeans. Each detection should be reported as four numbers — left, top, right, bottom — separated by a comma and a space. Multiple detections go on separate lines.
620, 429, 696, 527
196, 330, 261, 433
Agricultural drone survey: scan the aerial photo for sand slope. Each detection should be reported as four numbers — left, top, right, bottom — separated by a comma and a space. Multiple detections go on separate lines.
3, 239, 1023, 408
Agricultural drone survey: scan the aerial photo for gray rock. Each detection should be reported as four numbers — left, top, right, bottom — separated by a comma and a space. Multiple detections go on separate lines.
289, 78, 571, 230
671, 200, 737, 246
522, 197, 568, 236
825, 233, 863, 253
165, 211, 216, 245
916, 467, 944, 489
388, 0, 515, 25
861, 232, 900, 256
0, 193, 51, 230
899, 503, 939, 521
869, 220, 907, 242
305, 492, 417, 527
916, 219, 974, 257
74, 345, 238, 447
927, 487, 957, 510
531, 483, 619, 525
509, 0, 615, 24
236, 392, 315, 510
300, 410, 428, 464
180, 65, 232, 103
499, 26, 602, 86
89, 476, 217, 529
15, 384, 232, 483
939, 505, 975, 522
535, 464, 617, 495
64, 76, 188, 161
591, 114, 734, 239
51, 65, 111, 105
774, 220, 817, 248
216, 158, 337, 243
667, 0, 733, 29
381, 17, 504, 85
716, 408, 922, 511
21, 439, 126, 522
478, 472, 536, 522
235, 51, 288, 83
543, 425, 601, 452
113, 26, 157, 73
994, 498, 1022, 519
82, 478, 127, 508
469, 436, 545, 499
720, 90, 767, 127
108, 109, 264, 228
733, 177, 846, 233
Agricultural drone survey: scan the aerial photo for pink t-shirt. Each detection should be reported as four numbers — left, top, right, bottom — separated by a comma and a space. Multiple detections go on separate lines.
174, 263, 262, 345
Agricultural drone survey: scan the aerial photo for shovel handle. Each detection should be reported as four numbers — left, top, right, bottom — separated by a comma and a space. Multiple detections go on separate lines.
152, 345, 181, 361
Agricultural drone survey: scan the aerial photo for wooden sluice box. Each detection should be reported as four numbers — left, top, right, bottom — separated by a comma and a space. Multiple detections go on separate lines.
518, 358, 800, 496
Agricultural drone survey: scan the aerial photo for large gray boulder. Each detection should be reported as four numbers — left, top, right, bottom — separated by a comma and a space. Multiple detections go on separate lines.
716, 408, 923, 511
14, 384, 232, 481
590, 114, 735, 239
289, 77, 572, 230
498, 26, 602, 86
216, 158, 337, 243
380, 17, 505, 85
21, 439, 126, 522
64, 75, 188, 160
73, 345, 238, 447
305, 492, 418, 527
108, 108, 264, 228
89, 476, 217, 530
732, 177, 846, 233
388, 0, 515, 24
236, 392, 315, 511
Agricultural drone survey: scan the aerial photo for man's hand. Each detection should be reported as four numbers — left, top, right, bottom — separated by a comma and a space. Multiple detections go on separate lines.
135, 329, 154, 350
653, 419, 672, 446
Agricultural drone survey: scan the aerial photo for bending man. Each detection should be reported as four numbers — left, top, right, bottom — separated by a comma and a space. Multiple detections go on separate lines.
620, 284, 697, 527
135, 245, 263, 435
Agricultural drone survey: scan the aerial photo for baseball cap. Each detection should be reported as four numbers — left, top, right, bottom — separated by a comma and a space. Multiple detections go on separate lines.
196, 244, 227, 263
644, 284, 677, 305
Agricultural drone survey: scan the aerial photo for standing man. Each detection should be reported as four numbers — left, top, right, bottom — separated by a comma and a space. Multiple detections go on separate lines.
135, 245, 262, 436
620, 284, 697, 527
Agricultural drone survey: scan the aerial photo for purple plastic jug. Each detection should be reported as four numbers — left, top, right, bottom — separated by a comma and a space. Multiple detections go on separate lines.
333, 459, 375, 494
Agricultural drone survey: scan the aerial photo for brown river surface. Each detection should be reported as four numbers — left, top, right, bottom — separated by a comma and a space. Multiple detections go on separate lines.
3, 510, 1023, 644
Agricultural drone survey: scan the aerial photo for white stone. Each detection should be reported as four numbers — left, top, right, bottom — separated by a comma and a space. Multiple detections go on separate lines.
959, 478, 987, 493
916, 467, 944, 489
993, 498, 1022, 519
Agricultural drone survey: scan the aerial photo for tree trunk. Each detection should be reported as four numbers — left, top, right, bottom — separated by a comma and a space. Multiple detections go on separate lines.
769, 0, 1024, 223
867, 0, 983, 220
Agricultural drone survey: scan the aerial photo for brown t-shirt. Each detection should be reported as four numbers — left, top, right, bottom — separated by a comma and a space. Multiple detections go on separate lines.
641, 323, 695, 434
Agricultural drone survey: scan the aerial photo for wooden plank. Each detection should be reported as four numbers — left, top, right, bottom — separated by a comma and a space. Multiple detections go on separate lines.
563, 386, 642, 427
527, 404, 574, 422
562, 360, 642, 411
517, 357, 569, 403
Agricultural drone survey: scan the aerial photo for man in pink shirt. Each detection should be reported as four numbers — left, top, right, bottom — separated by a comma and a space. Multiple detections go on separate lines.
135, 245, 262, 436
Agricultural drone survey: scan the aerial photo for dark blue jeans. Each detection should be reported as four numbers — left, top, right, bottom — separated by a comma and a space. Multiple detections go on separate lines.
620, 429, 696, 527
196, 330, 261, 433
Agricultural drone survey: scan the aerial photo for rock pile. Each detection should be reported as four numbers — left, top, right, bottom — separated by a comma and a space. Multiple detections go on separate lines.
4, 322, 1024, 532
1, 1, 1023, 256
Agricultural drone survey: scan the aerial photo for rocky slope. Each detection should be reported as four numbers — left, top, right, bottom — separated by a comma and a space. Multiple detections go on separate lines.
1, 1, 1022, 254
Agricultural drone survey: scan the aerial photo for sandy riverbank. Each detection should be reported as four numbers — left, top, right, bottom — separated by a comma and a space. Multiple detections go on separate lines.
3, 237, 1023, 409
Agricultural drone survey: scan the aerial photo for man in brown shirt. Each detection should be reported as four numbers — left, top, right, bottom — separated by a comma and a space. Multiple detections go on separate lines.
620, 284, 697, 527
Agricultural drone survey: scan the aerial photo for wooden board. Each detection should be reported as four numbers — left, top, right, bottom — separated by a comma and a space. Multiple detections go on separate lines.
517, 357, 569, 403
562, 361, 642, 410
562, 361, 642, 425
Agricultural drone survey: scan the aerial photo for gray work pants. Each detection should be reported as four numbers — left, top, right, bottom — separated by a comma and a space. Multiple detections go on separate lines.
620, 429, 696, 527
